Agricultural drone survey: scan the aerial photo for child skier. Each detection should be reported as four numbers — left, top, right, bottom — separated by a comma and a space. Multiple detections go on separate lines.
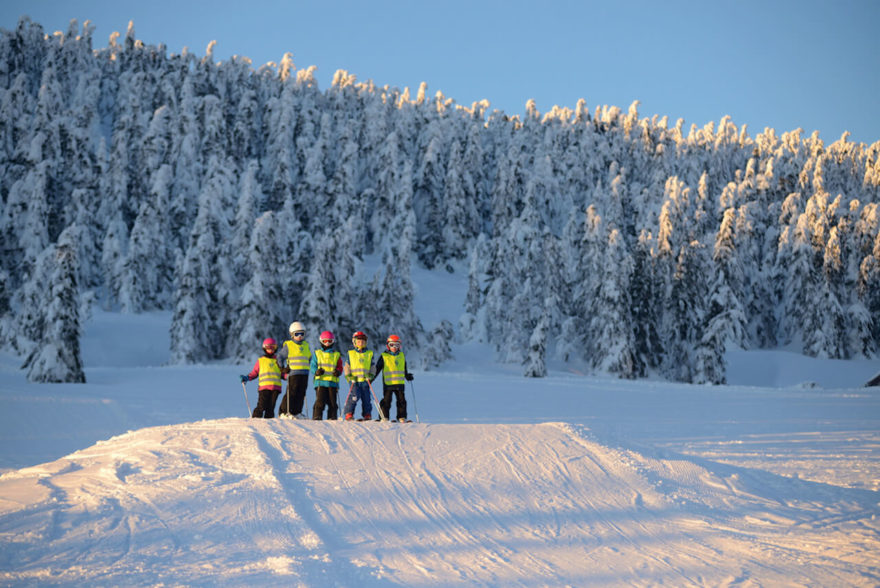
277, 321, 310, 418
311, 330, 343, 420
240, 338, 286, 418
373, 334, 414, 422
343, 331, 375, 421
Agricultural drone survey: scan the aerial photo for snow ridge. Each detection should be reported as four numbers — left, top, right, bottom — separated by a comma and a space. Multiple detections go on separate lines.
1, 419, 878, 586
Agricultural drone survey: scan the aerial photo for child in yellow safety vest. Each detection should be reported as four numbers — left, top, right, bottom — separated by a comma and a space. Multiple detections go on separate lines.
240, 338, 286, 418
373, 334, 415, 422
277, 321, 311, 418
343, 331, 375, 420
311, 330, 343, 420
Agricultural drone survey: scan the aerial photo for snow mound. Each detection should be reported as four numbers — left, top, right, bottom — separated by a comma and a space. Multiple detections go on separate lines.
1, 420, 878, 586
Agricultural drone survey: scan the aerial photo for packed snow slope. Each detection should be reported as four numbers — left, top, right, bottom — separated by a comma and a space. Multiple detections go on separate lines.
2, 418, 879, 587
1, 304, 880, 586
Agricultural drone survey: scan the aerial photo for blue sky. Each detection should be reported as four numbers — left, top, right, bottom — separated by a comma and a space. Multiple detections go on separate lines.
2, 0, 879, 144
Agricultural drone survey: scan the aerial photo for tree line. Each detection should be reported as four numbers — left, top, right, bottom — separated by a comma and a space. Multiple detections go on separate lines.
1, 17, 878, 384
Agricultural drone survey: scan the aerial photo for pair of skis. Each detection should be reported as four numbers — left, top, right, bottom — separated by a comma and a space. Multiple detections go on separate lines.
346, 417, 413, 423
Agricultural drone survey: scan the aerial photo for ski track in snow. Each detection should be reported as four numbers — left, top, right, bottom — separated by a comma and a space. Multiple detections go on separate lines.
1, 419, 878, 587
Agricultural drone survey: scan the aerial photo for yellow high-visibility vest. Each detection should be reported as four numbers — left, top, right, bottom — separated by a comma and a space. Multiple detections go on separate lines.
347, 349, 373, 382
284, 340, 311, 373
258, 356, 282, 389
315, 349, 341, 384
381, 352, 406, 385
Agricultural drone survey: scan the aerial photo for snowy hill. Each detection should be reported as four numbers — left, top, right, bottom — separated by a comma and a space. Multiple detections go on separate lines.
2, 418, 879, 586
1, 310, 880, 585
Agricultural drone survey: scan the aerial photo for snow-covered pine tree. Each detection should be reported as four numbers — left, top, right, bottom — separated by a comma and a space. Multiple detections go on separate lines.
858, 230, 880, 351
327, 123, 362, 244
462, 119, 489, 233
422, 319, 453, 370
365, 158, 423, 348
528, 145, 568, 234
168, 76, 201, 253
496, 187, 546, 364
262, 81, 298, 212
7, 163, 52, 277
735, 201, 776, 348
705, 208, 747, 348
811, 224, 847, 358
590, 228, 639, 378
0, 73, 35, 201
333, 214, 365, 337
781, 213, 821, 352
460, 232, 491, 343
523, 312, 549, 378
294, 112, 332, 227
142, 104, 174, 178
660, 240, 710, 382
562, 205, 604, 364
692, 309, 727, 385
833, 200, 870, 356
275, 196, 313, 328
298, 231, 345, 338
30, 51, 67, 245
489, 126, 527, 239
24, 229, 85, 382
231, 160, 265, 285
629, 230, 662, 374
107, 67, 148, 228
11, 244, 54, 356
359, 87, 391, 199
169, 158, 236, 363
230, 86, 261, 167
441, 138, 479, 261
370, 129, 404, 254
692, 210, 750, 385
414, 128, 447, 268
100, 215, 128, 309
226, 211, 286, 361
170, 229, 216, 363
118, 164, 174, 312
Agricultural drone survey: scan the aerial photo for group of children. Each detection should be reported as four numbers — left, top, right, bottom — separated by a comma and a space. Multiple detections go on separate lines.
240, 322, 415, 422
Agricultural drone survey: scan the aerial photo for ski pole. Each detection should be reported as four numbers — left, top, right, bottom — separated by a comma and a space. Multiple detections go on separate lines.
409, 380, 420, 423
241, 381, 252, 417
342, 380, 355, 417
365, 378, 387, 421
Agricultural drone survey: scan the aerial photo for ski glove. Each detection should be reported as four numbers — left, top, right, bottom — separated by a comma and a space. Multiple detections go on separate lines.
405, 373, 414, 381
240, 374, 248, 383
315, 368, 325, 376
333, 368, 342, 377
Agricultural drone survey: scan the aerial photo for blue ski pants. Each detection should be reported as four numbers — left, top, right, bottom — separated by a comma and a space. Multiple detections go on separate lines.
344, 381, 372, 418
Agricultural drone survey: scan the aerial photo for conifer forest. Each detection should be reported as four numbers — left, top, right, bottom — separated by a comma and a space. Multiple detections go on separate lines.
1, 18, 879, 384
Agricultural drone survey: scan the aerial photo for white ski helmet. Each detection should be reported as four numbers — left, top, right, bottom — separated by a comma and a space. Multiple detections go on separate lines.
289, 321, 306, 334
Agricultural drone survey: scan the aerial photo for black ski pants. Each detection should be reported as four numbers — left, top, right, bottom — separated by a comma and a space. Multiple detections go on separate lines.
279, 374, 308, 415
252, 389, 280, 418
380, 384, 407, 421
312, 386, 339, 420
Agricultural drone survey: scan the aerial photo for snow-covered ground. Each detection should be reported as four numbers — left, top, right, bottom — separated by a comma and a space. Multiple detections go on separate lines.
1, 303, 879, 585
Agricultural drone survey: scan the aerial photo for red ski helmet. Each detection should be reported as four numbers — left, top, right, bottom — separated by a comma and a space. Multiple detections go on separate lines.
352, 331, 367, 349
319, 331, 335, 344
262, 337, 277, 351
386, 334, 402, 350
